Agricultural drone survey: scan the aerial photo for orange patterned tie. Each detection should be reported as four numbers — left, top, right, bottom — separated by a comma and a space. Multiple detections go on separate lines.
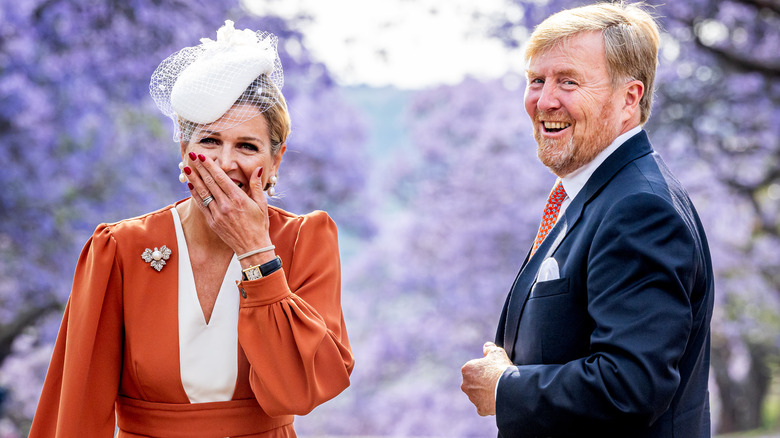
531, 179, 567, 256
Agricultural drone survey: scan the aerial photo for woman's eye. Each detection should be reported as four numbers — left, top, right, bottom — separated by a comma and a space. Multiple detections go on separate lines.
198, 137, 218, 144
239, 143, 259, 152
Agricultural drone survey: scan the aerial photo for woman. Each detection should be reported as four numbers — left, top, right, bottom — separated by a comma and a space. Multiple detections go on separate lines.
30, 20, 354, 437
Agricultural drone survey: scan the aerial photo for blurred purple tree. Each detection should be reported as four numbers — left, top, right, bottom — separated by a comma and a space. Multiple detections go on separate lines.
313, 0, 780, 435
646, 0, 780, 432
0, 0, 369, 434
4, 0, 778, 436
346, 0, 778, 434
298, 76, 555, 435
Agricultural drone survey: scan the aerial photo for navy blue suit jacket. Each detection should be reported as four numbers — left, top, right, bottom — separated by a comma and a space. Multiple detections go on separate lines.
495, 131, 714, 438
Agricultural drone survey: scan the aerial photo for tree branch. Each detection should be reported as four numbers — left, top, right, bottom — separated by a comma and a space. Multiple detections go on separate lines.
693, 39, 780, 78
0, 301, 62, 368
738, 0, 780, 16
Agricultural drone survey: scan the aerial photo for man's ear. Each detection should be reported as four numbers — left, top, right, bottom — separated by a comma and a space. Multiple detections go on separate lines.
622, 80, 644, 122
624, 80, 643, 111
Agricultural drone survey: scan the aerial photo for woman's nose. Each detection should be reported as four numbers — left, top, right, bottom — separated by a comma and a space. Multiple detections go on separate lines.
214, 146, 238, 171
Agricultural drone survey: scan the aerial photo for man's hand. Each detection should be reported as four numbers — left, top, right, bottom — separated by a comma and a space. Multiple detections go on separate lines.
461, 342, 513, 416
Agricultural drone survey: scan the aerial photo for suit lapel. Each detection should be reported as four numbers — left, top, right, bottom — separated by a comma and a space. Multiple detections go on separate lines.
502, 131, 654, 360
502, 214, 568, 359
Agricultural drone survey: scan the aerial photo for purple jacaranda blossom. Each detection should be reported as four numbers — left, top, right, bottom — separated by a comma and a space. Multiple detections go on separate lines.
0, 1, 370, 434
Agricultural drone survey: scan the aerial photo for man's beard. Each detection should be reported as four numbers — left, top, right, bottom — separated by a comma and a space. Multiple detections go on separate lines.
536, 135, 577, 176
534, 105, 619, 177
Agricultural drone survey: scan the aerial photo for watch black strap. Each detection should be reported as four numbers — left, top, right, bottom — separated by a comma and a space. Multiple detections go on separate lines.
259, 256, 282, 277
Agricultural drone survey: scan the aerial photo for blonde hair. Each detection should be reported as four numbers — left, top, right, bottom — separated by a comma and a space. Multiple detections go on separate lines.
260, 86, 291, 156
524, 2, 660, 124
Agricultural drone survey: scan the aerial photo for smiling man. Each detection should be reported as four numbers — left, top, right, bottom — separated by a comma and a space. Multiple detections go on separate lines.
460, 3, 714, 438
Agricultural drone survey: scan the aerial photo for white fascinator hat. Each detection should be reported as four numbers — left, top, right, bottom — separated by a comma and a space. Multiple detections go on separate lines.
150, 20, 284, 142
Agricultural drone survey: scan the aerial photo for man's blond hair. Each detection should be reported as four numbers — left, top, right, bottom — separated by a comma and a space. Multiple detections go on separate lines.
525, 2, 660, 124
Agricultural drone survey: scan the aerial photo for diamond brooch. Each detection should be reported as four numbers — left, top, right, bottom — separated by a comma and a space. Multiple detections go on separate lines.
141, 245, 172, 271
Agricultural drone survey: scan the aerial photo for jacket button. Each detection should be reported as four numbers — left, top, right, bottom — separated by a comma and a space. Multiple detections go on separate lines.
240, 287, 247, 299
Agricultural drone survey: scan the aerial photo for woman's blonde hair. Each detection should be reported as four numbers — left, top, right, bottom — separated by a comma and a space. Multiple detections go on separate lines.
261, 91, 291, 156
524, 2, 660, 124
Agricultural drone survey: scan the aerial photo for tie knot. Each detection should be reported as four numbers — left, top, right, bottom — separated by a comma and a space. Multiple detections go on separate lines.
549, 179, 567, 205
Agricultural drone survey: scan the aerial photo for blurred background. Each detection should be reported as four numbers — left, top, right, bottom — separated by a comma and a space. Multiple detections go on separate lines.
1, 0, 778, 436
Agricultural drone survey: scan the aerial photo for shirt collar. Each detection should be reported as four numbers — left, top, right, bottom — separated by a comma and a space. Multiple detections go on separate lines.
560, 125, 642, 201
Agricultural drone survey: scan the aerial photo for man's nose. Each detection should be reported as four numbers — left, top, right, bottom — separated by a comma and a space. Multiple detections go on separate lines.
537, 82, 561, 112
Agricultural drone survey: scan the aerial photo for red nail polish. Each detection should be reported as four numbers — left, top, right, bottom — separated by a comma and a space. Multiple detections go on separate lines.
187, 183, 194, 190
183, 166, 192, 175
198, 154, 206, 162
188, 152, 197, 161
257, 167, 263, 178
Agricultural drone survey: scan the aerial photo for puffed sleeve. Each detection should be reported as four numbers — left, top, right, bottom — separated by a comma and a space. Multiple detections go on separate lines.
29, 225, 124, 437
236, 211, 354, 416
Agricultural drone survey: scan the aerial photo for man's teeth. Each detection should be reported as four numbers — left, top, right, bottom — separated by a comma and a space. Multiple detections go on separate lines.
543, 121, 571, 130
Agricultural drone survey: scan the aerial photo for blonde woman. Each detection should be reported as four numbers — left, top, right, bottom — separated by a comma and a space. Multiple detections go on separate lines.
31, 21, 354, 437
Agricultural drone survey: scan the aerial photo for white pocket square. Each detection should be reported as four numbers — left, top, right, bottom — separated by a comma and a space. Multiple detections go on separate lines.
537, 257, 560, 282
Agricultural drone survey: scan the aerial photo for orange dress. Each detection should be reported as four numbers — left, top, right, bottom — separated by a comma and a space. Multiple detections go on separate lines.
29, 202, 354, 437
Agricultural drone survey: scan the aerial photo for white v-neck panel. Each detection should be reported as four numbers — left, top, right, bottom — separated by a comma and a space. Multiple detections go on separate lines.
171, 208, 240, 404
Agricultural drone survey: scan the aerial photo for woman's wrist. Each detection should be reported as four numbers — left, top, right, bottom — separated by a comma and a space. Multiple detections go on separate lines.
239, 250, 277, 269
234, 236, 273, 265
236, 245, 275, 261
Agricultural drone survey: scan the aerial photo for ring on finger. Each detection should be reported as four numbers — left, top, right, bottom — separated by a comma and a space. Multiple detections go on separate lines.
202, 195, 214, 207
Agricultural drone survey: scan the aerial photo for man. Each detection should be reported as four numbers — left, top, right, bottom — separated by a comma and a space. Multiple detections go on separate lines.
460, 3, 714, 437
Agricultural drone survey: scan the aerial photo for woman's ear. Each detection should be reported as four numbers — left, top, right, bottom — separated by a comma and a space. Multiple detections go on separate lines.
180, 141, 188, 160
272, 143, 287, 173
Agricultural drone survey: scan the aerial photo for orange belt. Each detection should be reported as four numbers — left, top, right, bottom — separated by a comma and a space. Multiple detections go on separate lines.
115, 396, 293, 437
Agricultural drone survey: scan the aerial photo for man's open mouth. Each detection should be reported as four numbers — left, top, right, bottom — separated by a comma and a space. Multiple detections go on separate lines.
543, 121, 571, 133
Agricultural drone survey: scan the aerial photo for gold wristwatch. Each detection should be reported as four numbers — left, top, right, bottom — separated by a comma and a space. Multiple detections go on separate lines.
242, 256, 282, 281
